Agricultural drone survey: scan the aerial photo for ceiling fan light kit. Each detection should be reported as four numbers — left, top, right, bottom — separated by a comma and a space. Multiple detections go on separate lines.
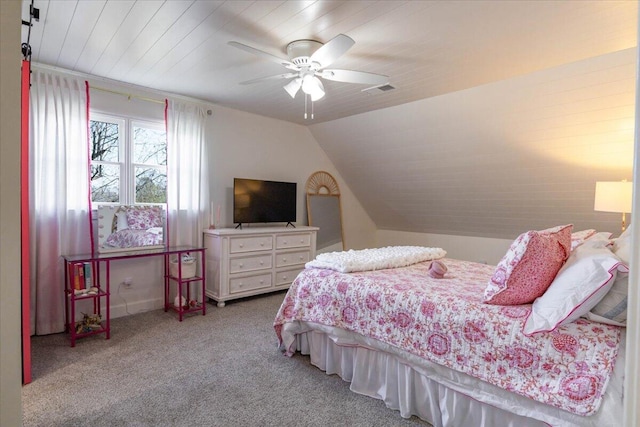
229, 34, 389, 120
302, 75, 325, 101
284, 78, 302, 98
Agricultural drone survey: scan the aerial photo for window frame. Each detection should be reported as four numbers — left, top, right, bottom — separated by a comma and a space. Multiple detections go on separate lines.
89, 112, 167, 206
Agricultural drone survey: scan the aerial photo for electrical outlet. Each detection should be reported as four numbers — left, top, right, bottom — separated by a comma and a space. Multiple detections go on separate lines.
123, 277, 133, 287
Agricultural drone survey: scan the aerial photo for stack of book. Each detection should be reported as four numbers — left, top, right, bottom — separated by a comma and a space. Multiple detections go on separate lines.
68, 262, 97, 295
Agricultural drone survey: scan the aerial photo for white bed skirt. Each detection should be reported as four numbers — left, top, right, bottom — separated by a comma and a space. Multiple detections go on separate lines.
285, 322, 625, 427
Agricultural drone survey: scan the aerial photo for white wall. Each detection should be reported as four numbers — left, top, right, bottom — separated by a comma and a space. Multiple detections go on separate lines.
377, 230, 511, 265
207, 105, 376, 250
1, 1, 23, 425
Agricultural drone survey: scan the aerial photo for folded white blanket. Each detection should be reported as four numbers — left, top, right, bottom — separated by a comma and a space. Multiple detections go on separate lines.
306, 246, 446, 273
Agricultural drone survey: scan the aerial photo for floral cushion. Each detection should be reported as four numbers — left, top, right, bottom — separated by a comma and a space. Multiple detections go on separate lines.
484, 224, 572, 305
125, 206, 163, 230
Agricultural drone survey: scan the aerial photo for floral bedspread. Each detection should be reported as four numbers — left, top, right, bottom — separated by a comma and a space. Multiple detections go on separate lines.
273, 258, 621, 416
104, 228, 162, 249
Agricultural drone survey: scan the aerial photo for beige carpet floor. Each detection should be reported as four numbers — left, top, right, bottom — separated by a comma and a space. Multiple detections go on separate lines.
22, 291, 431, 427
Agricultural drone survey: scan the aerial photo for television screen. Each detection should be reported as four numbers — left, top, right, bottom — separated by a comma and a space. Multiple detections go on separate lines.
233, 178, 297, 225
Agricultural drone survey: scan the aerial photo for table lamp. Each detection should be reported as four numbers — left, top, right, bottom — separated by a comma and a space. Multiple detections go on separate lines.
594, 180, 633, 232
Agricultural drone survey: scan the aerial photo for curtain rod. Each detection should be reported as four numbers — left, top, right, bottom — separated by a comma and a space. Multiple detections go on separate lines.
89, 85, 165, 105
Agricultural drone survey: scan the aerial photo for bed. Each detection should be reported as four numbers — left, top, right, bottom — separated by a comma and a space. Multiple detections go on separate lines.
274, 226, 629, 427
97, 205, 165, 253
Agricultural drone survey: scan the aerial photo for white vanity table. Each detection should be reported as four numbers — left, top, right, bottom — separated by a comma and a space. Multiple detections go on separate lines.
203, 226, 318, 307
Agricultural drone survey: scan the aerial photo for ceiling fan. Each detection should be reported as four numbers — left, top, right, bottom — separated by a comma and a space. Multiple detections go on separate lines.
229, 34, 389, 119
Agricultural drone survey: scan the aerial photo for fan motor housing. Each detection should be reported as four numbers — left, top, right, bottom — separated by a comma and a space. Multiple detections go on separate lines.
287, 39, 323, 67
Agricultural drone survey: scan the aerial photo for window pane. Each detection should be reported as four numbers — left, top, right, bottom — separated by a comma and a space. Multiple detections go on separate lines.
133, 126, 167, 165
135, 167, 167, 203
90, 120, 119, 162
91, 164, 120, 202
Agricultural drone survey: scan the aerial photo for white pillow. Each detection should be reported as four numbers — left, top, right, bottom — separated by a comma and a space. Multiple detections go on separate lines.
570, 229, 597, 250
587, 273, 628, 326
612, 225, 631, 263
116, 211, 129, 231
523, 233, 626, 335
587, 226, 632, 327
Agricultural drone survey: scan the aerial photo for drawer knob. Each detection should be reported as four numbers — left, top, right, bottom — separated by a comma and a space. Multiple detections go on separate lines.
239, 244, 244, 248
299, 256, 303, 260
260, 261, 264, 265
283, 275, 288, 280
282, 258, 287, 263
260, 242, 264, 246
239, 263, 243, 268
259, 279, 264, 284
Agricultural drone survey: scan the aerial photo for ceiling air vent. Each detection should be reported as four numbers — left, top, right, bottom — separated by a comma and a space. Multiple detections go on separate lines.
362, 83, 396, 94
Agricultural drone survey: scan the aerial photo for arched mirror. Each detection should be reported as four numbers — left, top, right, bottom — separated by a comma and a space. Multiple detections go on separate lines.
306, 171, 344, 253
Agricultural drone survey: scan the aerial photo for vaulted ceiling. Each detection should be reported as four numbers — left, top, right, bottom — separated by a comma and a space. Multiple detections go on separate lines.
21, 0, 637, 125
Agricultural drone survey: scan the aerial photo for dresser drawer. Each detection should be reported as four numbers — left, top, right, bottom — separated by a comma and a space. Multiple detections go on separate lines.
229, 273, 272, 294
229, 236, 273, 253
276, 233, 311, 249
275, 268, 303, 286
275, 250, 311, 268
229, 254, 272, 274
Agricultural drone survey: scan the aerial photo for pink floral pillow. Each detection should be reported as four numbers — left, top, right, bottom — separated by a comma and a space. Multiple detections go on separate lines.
125, 206, 163, 230
484, 224, 573, 305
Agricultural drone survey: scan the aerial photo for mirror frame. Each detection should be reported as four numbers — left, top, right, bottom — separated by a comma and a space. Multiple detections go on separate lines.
306, 171, 345, 252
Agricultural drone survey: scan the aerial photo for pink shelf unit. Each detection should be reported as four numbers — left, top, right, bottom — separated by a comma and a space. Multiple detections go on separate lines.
164, 249, 206, 321
63, 246, 206, 347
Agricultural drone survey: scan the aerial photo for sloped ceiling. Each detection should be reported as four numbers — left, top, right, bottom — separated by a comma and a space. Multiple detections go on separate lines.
310, 48, 636, 239
22, 0, 638, 239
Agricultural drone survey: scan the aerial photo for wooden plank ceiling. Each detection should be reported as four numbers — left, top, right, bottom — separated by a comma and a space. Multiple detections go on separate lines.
21, 0, 637, 126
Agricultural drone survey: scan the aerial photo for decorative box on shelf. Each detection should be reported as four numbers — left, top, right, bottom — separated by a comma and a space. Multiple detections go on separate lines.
170, 254, 197, 279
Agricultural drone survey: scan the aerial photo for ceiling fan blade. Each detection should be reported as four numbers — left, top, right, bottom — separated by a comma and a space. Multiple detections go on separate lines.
320, 69, 388, 86
228, 41, 296, 69
239, 73, 298, 85
309, 34, 355, 68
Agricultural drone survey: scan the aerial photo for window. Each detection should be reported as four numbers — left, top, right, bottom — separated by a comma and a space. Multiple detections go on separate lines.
90, 113, 167, 205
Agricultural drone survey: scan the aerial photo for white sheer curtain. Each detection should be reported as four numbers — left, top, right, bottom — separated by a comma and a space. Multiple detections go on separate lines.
166, 100, 210, 247
29, 69, 91, 335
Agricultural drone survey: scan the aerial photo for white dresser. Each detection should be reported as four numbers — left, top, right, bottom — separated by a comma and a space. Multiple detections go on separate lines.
203, 226, 318, 307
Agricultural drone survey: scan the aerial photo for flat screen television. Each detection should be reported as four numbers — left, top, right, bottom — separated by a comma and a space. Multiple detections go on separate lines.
233, 178, 297, 227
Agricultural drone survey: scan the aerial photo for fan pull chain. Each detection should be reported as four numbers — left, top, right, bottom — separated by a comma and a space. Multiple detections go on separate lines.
303, 94, 314, 119
304, 94, 308, 119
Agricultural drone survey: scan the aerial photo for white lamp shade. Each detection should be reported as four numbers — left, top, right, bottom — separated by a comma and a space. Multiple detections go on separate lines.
284, 78, 302, 98
302, 75, 325, 101
594, 181, 633, 213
